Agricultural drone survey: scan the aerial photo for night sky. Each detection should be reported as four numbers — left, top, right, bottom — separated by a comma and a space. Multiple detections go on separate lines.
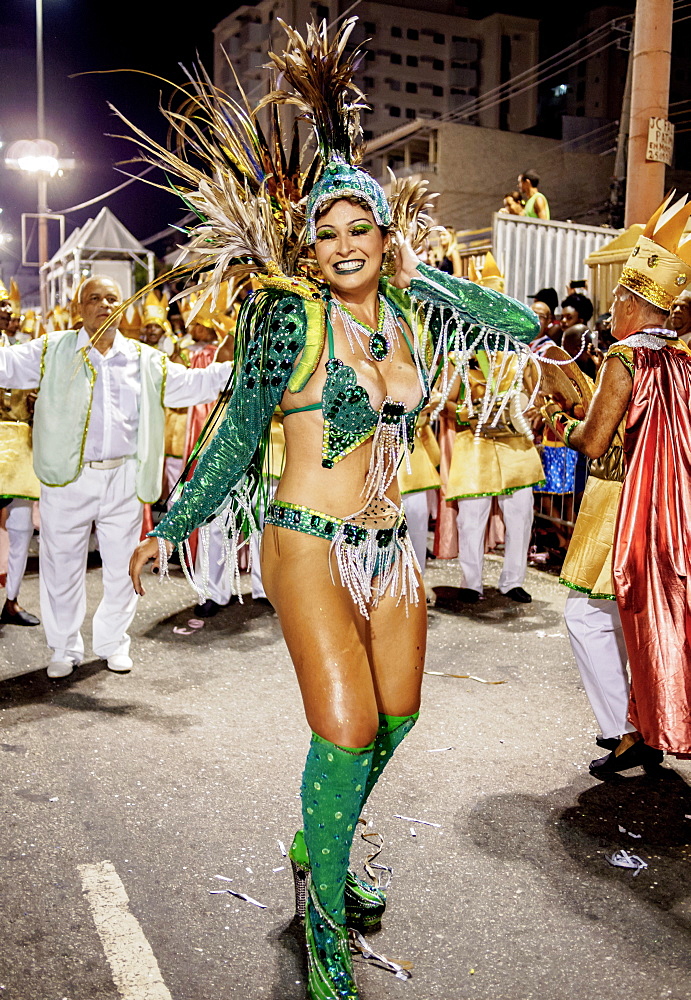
0, 0, 631, 293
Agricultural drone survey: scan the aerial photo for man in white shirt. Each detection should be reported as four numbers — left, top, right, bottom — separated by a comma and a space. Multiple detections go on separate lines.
0, 276, 233, 678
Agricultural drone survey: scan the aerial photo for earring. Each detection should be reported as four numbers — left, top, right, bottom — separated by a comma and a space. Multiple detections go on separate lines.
381, 247, 396, 277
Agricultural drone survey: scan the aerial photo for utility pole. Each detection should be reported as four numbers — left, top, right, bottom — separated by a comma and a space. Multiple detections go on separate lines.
624, 0, 673, 227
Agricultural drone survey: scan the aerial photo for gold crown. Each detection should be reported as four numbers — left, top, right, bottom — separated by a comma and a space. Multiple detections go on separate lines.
469, 251, 505, 293
9, 279, 21, 318
48, 305, 70, 331
120, 305, 142, 339
179, 282, 233, 334
141, 291, 172, 336
22, 309, 36, 335
619, 192, 691, 310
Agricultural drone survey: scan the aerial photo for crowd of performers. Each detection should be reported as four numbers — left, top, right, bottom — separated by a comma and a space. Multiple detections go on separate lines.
2, 19, 691, 1000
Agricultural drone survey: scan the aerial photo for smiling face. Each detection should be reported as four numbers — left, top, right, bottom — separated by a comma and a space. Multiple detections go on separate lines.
313, 199, 388, 298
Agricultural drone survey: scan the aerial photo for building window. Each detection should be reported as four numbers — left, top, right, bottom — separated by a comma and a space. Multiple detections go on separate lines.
406, 81, 418, 93
364, 107, 374, 114
406, 55, 418, 67
364, 75, 374, 88
364, 22, 376, 34
433, 58, 444, 70
316, 5, 329, 22
434, 32, 445, 44
390, 52, 402, 64
364, 129, 373, 140
388, 78, 401, 91
389, 105, 401, 117
407, 28, 419, 40
391, 26, 402, 37
365, 50, 375, 61
406, 108, 416, 119
432, 84, 443, 97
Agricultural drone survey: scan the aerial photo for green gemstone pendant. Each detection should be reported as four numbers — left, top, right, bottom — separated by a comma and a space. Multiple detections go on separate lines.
369, 331, 389, 361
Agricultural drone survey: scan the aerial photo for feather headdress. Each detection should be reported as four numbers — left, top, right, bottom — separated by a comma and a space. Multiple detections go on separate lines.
386, 168, 443, 253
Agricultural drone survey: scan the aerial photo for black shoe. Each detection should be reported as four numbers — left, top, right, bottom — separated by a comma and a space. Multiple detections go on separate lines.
596, 736, 621, 752
457, 587, 481, 603
194, 599, 223, 618
589, 740, 664, 778
0, 602, 40, 626
503, 586, 532, 603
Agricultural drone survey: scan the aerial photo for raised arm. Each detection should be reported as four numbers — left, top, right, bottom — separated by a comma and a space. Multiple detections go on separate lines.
0, 337, 44, 388
163, 357, 233, 407
406, 262, 539, 343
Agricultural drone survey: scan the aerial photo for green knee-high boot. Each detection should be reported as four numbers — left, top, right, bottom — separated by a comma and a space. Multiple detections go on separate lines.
300, 733, 373, 1000
360, 712, 419, 810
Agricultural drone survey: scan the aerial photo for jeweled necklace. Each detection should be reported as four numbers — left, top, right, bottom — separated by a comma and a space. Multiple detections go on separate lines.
331, 294, 400, 362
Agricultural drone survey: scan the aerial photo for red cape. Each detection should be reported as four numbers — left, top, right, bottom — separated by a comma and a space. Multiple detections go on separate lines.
613, 344, 691, 754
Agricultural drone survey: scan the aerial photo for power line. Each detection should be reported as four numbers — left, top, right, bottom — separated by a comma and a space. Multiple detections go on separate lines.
440, 17, 627, 126
444, 36, 622, 127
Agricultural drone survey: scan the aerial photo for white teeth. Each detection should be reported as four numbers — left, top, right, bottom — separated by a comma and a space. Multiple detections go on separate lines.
334, 260, 364, 272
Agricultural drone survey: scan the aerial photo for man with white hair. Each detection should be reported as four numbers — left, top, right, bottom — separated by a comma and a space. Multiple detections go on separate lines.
542, 193, 691, 773
0, 275, 232, 678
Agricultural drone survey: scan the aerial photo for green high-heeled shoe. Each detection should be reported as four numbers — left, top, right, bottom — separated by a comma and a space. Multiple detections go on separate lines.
304, 884, 359, 1000
289, 830, 386, 933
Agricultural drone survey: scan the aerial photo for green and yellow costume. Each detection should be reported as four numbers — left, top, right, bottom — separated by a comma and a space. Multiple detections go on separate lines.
114, 17, 539, 1000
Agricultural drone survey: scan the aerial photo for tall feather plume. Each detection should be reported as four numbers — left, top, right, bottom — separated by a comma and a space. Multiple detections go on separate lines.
256, 17, 368, 165
386, 168, 444, 252
108, 62, 312, 318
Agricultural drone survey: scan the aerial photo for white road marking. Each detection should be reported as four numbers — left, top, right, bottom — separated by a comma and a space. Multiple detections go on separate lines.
77, 861, 173, 1000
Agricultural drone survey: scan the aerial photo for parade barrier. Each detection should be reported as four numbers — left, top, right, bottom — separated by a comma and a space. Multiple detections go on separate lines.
492, 213, 619, 310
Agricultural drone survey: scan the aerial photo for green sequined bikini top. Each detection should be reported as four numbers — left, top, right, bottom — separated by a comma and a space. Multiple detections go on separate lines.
283, 297, 427, 468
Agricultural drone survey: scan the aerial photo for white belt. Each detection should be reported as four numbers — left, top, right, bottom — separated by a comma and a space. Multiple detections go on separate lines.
85, 456, 133, 470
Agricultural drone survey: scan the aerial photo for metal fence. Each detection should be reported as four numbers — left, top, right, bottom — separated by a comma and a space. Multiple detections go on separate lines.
492, 213, 619, 306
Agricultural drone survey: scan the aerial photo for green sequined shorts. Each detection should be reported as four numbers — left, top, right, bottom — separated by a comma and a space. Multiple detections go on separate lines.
265, 499, 409, 579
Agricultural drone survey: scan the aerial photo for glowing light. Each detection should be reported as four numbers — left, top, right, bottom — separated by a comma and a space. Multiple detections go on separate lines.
15, 154, 60, 175
5, 138, 61, 175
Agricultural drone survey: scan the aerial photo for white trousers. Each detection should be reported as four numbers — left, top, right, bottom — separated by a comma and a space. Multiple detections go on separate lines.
564, 590, 634, 740
456, 487, 533, 594
402, 490, 430, 572
39, 460, 142, 663
163, 456, 183, 509
194, 520, 234, 606
5, 498, 34, 602
250, 479, 278, 599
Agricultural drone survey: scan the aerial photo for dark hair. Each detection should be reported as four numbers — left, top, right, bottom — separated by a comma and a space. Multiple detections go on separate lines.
520, 170, 540, 188
532, 287, 558, 314
561, 292, 593, 324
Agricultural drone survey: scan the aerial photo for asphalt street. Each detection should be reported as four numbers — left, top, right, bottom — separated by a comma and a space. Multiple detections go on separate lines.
1, 554, 690, 1000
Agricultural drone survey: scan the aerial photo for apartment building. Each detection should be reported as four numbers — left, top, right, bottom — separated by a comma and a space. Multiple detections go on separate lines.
213, 1, 540, 137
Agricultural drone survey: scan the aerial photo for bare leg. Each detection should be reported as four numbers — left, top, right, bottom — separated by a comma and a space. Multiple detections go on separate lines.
261, 524, 425, 745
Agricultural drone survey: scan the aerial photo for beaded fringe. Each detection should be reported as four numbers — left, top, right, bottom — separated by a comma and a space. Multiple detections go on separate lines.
329, 516, 420, 619
156, 485, 258, 603
420, 303, 540, 438
361, 408, 411, 508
